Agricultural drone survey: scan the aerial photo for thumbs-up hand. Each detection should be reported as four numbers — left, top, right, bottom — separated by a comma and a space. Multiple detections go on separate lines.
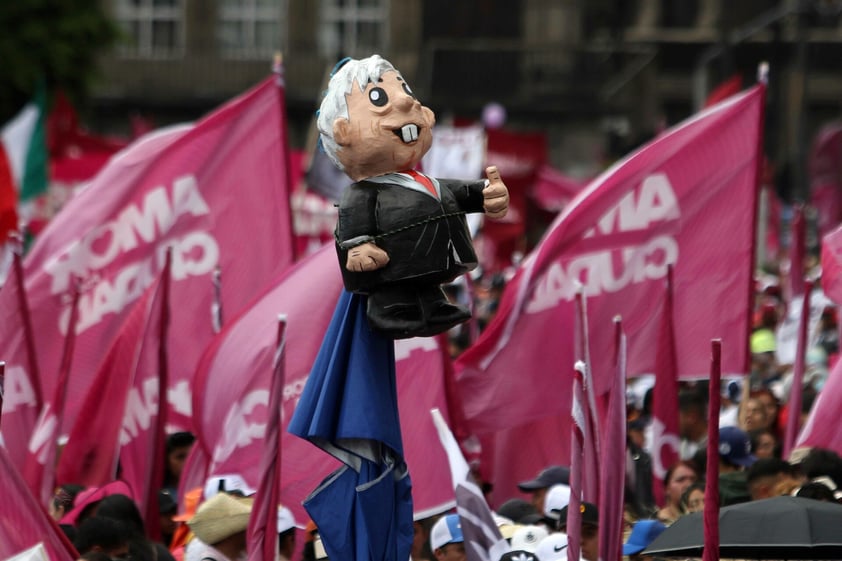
483, 166, 509, 219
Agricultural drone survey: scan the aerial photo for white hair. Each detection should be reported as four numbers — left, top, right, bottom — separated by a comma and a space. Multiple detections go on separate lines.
317, 54, 397, 170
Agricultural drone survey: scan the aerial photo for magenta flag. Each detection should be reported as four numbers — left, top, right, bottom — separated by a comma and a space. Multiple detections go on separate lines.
247, 320, 286, 561
192, 246, 458, 525
22, 283, 80, 507
783, 280, 813, 458
55, 272, 164, 488
650, 267, 681, 506
118, 251, 171, 541
703, 341, 721, 561
456, 86, 764, 438
0, 77, 295, 440
599, 318, 626, 561
567, 361, 586, 561
0, 437, 77, 561
821, 225, 842, 305
0, 249, 42, 474
797, 344, 842, 451
786, 205, 806, 301
574, 292, 600, 504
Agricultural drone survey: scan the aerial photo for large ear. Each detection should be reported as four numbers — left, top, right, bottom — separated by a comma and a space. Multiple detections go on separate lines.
333, 118, 352, 147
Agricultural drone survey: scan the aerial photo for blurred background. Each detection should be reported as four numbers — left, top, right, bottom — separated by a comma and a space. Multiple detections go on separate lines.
3, 0, 842, 234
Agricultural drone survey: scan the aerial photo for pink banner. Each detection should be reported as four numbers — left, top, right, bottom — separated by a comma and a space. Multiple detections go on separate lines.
0, 443, 77, 561
192, 246, 459, 525
821, 224, 842, 305
797, 348, 842, 452
0, 77, 295, 440
455, 86, 763, 503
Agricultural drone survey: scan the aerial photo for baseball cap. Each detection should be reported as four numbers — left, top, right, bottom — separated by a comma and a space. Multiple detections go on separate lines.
536, 532, 569, 561
430, 514, 464, 550
510, 525, 549, 553
622, 519, 667, 555
497, 498, 539, 524
718, 426, 757, 468
499, 551, 538, 561
277, 505, 296, 533
557, 502, 599, 529
203, 474, 257, 499
543, 484, 571, 521
517, 465, 570, 492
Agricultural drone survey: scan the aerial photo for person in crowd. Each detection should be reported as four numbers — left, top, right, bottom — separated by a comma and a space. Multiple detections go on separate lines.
799, 447, 842, 490
429, 514, 466, 561
535, 532, 569, 561
622, 519, 667, 561
626, 430, 657, 519
159, 490, 179, 548
749, 427, 781, 459
558, 502, 599, 561
187, 493, 253, 561
718, 426, 757, 506
277, 505, 296, 561
796, 481, 838, 502
542, 483, 571, 529
656, 460, 698, 524
496, 498, 540, 525
73, 516, 132, 560
750, 388, 782, 436
50, 483, 86, 521
746, 458, 797, 500
678, 391, 708, 460
96, 493, 177, 561
679, 482, 706, 514
738, 396, 769, 433
510, 525, 549, 554
517, 465, 570, 514
163, 432, 196, 500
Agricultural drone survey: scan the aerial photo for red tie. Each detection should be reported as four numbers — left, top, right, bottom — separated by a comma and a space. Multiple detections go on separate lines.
403, 169, 438, 198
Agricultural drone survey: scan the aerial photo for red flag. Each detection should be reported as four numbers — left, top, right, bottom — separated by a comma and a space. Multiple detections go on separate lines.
599, 318, 626, 561
0, 443, 78, 561
650, 266, 681, 506
703, 341, 722, 561
783, 280, 813, 458
0, 76, 296, 439
703, 74, 743, 108
247, 319, 287, 561
22, 281, 80, 507
192, 246, 460, 525
457, 85, 763, 429
0, 248, 42, 473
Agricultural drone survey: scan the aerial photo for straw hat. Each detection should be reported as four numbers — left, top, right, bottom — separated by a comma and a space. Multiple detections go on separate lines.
188, 493, 252, 545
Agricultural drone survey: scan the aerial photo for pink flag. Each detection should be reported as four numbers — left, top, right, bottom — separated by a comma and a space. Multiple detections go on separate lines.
22, 282, 80, 507
55, 262, 168, 489
703, 341, 722, 561
783, 280, 813, 458
650, 267, 681, 506
821, 224, 842, 305
574, 292, 600, 504
192, 246, 458, 525
0, 248, 42, 474
599, 318, 626, 561
247, 319, 287, 561
0, 443, 77, 561
531, 164, 585, 213
785, 205, 806, 301
797, 342, 842, 451
117, 250, 172, 541
0, 76, 295, 440
809, 122, 842, 238
567, 361, 587, 561
456, 85, 764, 438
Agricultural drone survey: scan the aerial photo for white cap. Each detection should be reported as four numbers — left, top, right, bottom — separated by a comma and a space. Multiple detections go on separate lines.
430, 514, 464, 551
543, 484, 571, 519
536, 533, 570, 561
277, 505, 296, 533
510, 525, 549, 553
203, 474, 256, 500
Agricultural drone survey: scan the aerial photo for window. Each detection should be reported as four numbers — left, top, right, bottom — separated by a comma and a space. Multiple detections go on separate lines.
218, 0, 285, 59
318, 0, 389, 61
113, 0, 185, 58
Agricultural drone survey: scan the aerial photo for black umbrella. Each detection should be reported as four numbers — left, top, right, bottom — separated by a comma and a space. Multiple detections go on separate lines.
643, 496, 842, 559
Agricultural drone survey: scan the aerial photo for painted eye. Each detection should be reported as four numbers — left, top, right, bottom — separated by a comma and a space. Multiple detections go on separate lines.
369, 87, 388, 107
402, 82, 415, 98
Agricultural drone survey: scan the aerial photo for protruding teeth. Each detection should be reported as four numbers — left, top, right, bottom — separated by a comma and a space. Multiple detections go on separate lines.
400, 124, 418, 143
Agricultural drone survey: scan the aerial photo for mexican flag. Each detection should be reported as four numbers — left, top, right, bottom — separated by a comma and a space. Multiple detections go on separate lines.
0, 86, 49, 245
